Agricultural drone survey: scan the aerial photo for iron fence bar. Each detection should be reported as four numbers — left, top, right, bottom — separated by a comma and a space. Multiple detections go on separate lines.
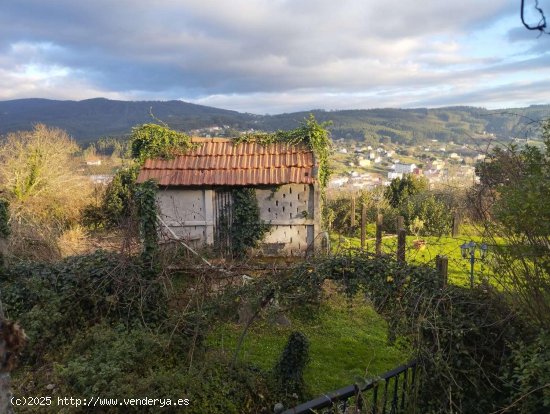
400, 367, 408, 410
282, 360, 417, 414
372, 383, 379, 414
381, 379, 389, 414
390, 374, 399, 413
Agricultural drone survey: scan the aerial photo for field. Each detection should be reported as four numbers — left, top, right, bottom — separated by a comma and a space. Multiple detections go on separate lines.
207, 290, 409, 396
331, 224, 494, 287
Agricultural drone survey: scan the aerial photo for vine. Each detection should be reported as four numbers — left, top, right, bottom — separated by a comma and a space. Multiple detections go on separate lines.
210, 251, 530, 413
230, 187, 269, 258
234, 114, 333, 191
130, 123, 196, 165
0, 198, 10, 238
234, 115, 332, 229
273, 331, 310, 401
135, 180, 159, 271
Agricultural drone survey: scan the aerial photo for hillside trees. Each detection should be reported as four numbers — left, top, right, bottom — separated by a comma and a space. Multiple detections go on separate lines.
474, 122, 550, 328
470, 120, 550, 412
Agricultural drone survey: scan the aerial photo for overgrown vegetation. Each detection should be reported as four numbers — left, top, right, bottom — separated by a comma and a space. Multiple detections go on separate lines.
473, 124, 550, 329
230, 187, 269, 258
130, 123, 195, 164
0, 124, 92, 261
326, 179, 454, 238
1, 117, 548, 413
235, 114, 332, 190
272, 332, 310, 400
0, 199, 10, 239
236, 114, 332, 227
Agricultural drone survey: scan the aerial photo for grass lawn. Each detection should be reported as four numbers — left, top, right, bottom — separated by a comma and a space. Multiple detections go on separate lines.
331, 224, 495, 287
206, 291, 409, 396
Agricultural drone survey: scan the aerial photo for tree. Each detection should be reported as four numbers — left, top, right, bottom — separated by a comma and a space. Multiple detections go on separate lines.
0, 125, 91, 260
474, 120, 550, 328
521, 0, 549, 34
384, 175, 428, 209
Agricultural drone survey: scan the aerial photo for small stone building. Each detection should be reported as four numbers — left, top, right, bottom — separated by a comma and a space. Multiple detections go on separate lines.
136, 138, 321, 256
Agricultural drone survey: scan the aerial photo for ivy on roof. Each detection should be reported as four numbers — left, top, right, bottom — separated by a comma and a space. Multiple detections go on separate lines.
235, 114, 333, 190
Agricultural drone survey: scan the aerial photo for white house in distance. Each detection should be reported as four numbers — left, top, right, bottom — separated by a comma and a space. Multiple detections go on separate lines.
136, 137, 322, 257
388, 163, 417, 180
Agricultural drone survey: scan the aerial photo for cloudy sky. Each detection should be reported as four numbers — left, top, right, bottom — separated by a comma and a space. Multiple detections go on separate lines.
1, 0, 549, 113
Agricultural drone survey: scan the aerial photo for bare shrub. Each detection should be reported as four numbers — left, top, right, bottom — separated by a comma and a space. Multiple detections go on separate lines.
0, 124, 92, 261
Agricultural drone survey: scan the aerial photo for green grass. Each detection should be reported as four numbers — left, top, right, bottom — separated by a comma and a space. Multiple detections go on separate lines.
206, 292, 409, 396
331, 225, 495, 287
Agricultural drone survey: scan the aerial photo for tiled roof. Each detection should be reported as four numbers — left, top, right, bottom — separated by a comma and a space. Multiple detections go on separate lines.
136, 137, 316, 186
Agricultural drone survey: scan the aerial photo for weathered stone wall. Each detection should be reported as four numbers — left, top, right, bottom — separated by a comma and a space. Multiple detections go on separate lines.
156, 188, 213, 247
256, 184, 316, 256
156, 183, 319, 256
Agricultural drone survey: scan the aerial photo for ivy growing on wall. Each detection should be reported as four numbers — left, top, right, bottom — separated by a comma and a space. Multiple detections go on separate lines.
230, 187, 269, 258
135, 180, 159, 270
234, 114, 332, 226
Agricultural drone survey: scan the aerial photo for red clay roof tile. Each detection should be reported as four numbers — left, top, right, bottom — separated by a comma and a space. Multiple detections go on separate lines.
136, 138, 316, 186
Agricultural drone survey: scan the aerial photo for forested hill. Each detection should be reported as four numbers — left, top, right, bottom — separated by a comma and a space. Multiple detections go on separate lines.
0, 98, 252, 141
0, 98, 548, 144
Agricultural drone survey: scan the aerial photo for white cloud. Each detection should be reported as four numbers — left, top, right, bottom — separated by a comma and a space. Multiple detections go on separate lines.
0, 0, 548, 112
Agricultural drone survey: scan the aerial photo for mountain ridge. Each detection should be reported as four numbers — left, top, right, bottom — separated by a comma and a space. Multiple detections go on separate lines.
1, 98, 548, 144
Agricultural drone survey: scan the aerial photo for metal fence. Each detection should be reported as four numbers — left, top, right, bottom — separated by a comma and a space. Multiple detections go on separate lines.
281, 360, 418, 414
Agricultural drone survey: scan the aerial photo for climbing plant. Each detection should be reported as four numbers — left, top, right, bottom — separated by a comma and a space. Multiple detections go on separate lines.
209, 251, 533, 413
130, 123, 196, 165
135, 180, 159, 269
235, 115, 332, 188
273, 331, 310, 401
234, 114, 332, 226
0, 199, 10, 238
230, 187, 269, 258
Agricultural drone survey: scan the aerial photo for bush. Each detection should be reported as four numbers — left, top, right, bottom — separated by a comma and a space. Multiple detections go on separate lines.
273, 332, 310, 401
0, 125, 92, 261
501, 330, 550, 413
400, 193, 452, 236
1, 251, 167, 362
56, 324, 271, 413
82, 166, 139, 229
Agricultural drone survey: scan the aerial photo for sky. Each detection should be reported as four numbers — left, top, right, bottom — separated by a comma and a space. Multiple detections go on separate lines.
0, 0, 549, 114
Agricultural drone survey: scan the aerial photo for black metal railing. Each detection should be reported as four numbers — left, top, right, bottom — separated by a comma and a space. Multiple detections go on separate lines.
281, 360, 418, 414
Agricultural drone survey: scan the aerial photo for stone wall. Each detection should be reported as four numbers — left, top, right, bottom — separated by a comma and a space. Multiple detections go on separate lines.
256, 184, 316, 255
156, 183, 319, 256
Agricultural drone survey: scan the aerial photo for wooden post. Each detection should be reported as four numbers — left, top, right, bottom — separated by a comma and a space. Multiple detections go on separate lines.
436, 255, 449, 287
451, 213, 460, 238
375, 214, 383, 255
397, 228, 406, 263
396, 215, 404, 234
350, 194, 356, 227
360, 203, 367, 249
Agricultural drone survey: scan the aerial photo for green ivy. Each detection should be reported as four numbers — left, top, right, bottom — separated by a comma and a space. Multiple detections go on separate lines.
0, 198, 10, 238
135, 180, 159, 271
273, 331, 310, 402
234, 115, 332, 224
130, 123, 196, 165
230, 187, 269, 258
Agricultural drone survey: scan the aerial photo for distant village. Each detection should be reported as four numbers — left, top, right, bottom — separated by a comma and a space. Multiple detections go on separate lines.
83, 124, 489, 190
327, 138, 482, 191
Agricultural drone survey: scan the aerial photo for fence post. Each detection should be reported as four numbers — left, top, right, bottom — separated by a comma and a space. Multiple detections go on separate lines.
396, 215, 404, 233
360, 203, 367, 249
451, 213, 460, 238
350, 194, 356, 228
436, 255, 449, 287
397, 228, 406, 263
376, 214, 383, 255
